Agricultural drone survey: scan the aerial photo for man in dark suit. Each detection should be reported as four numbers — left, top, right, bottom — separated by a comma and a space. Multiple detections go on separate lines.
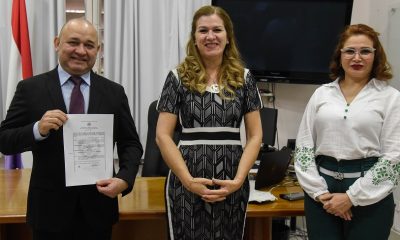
0, 18, 143, 240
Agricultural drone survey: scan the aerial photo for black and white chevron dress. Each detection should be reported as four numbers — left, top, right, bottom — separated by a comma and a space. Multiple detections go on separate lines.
157, 69, 262, 240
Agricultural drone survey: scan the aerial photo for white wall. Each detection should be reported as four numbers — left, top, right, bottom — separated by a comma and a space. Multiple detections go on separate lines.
366, 1, 400, 238
260, 83, 317, 149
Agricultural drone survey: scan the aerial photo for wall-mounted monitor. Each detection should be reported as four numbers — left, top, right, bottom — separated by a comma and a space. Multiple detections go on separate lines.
212, 0, 354, 84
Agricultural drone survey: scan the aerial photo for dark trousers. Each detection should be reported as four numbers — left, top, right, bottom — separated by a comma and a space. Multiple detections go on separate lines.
304, 156, 395, 240
32, 206, 112, 240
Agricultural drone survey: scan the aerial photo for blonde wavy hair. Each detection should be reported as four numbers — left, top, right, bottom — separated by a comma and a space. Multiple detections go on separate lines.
177, 5, 245, 99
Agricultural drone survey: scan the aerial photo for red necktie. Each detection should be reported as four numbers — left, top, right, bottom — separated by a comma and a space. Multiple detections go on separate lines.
69, 76, 85, 114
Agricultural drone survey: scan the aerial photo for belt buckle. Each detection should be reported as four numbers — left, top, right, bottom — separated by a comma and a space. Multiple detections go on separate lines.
334, 172, 344, 180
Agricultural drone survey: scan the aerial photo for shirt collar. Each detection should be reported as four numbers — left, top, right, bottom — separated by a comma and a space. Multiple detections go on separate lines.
57, 65, 91, 86
323, 78, 340, 89
323, 77, 387, 91
368, 78, 387, 91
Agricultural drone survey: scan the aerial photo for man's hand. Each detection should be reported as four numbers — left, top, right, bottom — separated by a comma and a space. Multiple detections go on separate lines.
96, 178, 129, 198
38, 110, 68, 136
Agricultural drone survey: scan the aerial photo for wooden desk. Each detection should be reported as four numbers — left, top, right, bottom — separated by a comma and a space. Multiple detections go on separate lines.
0, 169, 304, 240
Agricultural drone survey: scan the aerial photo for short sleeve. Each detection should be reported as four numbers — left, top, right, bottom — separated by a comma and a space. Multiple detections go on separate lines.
243, 70, 263, 113
157, 71, 181, 115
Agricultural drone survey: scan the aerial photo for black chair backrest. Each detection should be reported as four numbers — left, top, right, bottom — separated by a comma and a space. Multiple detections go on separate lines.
142, 100, 180, 177
260, 107, 278, 147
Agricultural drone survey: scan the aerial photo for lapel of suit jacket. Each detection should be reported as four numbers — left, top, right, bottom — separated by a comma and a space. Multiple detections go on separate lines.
46, 68, 68, 112
87, 71, 103, 114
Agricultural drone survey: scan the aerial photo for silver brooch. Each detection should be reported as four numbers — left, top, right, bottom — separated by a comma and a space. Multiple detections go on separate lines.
207, 84, 220, 93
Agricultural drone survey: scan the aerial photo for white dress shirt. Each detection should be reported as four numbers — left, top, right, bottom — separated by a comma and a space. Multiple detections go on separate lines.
294, 78, 400, 206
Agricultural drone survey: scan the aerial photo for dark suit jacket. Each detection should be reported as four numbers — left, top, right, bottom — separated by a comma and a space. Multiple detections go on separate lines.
0, 67, 143, 231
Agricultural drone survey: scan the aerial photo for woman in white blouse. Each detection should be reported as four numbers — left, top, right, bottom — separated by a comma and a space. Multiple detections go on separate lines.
295, 24, 399, 240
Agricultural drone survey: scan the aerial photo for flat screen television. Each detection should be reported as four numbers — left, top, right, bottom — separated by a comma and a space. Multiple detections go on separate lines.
212, 0, 354, 84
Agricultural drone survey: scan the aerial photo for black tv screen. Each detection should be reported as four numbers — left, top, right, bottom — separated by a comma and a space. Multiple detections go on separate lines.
212, 0, 353, 84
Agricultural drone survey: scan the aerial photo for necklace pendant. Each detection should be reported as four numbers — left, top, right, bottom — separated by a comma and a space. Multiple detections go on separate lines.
208, 84, 219, 93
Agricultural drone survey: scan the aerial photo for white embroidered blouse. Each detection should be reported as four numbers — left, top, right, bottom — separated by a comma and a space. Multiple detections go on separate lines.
294, 78, 400, 206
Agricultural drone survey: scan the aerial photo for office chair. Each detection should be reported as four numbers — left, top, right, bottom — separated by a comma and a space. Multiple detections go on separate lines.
141, 100, 180, 177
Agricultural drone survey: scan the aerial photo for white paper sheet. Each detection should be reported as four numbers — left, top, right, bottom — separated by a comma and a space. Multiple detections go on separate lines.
248, 180, 277, 203
63, 114, 114, 186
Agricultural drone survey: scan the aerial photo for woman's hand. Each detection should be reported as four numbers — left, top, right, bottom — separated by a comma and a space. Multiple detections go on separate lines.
184, 177, 225, 202
184, 178, 245, 203
323, 193, 353, 221
185, 177, 213, 195
212, 178, 242, 195
198, 178, 242, 203
317, 192, 333, 204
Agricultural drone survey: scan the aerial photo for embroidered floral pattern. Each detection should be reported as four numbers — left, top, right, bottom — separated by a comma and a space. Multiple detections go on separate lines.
294, 146, 315, 172
370, 158, 400, 186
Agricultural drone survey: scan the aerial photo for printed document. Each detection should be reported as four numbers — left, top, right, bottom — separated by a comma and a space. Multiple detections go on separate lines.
63, 114, 113, 186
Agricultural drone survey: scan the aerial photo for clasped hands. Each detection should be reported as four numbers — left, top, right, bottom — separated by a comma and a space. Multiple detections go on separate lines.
185, 177, 243, 203
318, 192, 353, 221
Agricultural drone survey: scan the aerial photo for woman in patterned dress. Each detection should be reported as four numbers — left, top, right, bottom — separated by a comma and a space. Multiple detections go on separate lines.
156, 5, 263, 240
295, 24, 400, 240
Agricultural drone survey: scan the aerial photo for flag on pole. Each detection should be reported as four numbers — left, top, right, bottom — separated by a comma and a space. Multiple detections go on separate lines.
4, 0, 33, 169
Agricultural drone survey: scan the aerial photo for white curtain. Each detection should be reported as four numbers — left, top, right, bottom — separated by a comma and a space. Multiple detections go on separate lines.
0, 0, 12, 119
103, 0, 211, 149
0, 0, 65, 165
0, 0, 65, 119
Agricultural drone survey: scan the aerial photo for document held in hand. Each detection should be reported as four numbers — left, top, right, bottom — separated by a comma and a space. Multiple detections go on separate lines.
63, 114, 114, 186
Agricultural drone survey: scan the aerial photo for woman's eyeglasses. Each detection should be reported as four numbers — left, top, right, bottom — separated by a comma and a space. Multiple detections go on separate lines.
340, 47, 376, 59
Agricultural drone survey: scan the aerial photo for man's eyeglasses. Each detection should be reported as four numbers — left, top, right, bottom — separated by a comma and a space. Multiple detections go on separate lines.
340, 47, 376, 59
